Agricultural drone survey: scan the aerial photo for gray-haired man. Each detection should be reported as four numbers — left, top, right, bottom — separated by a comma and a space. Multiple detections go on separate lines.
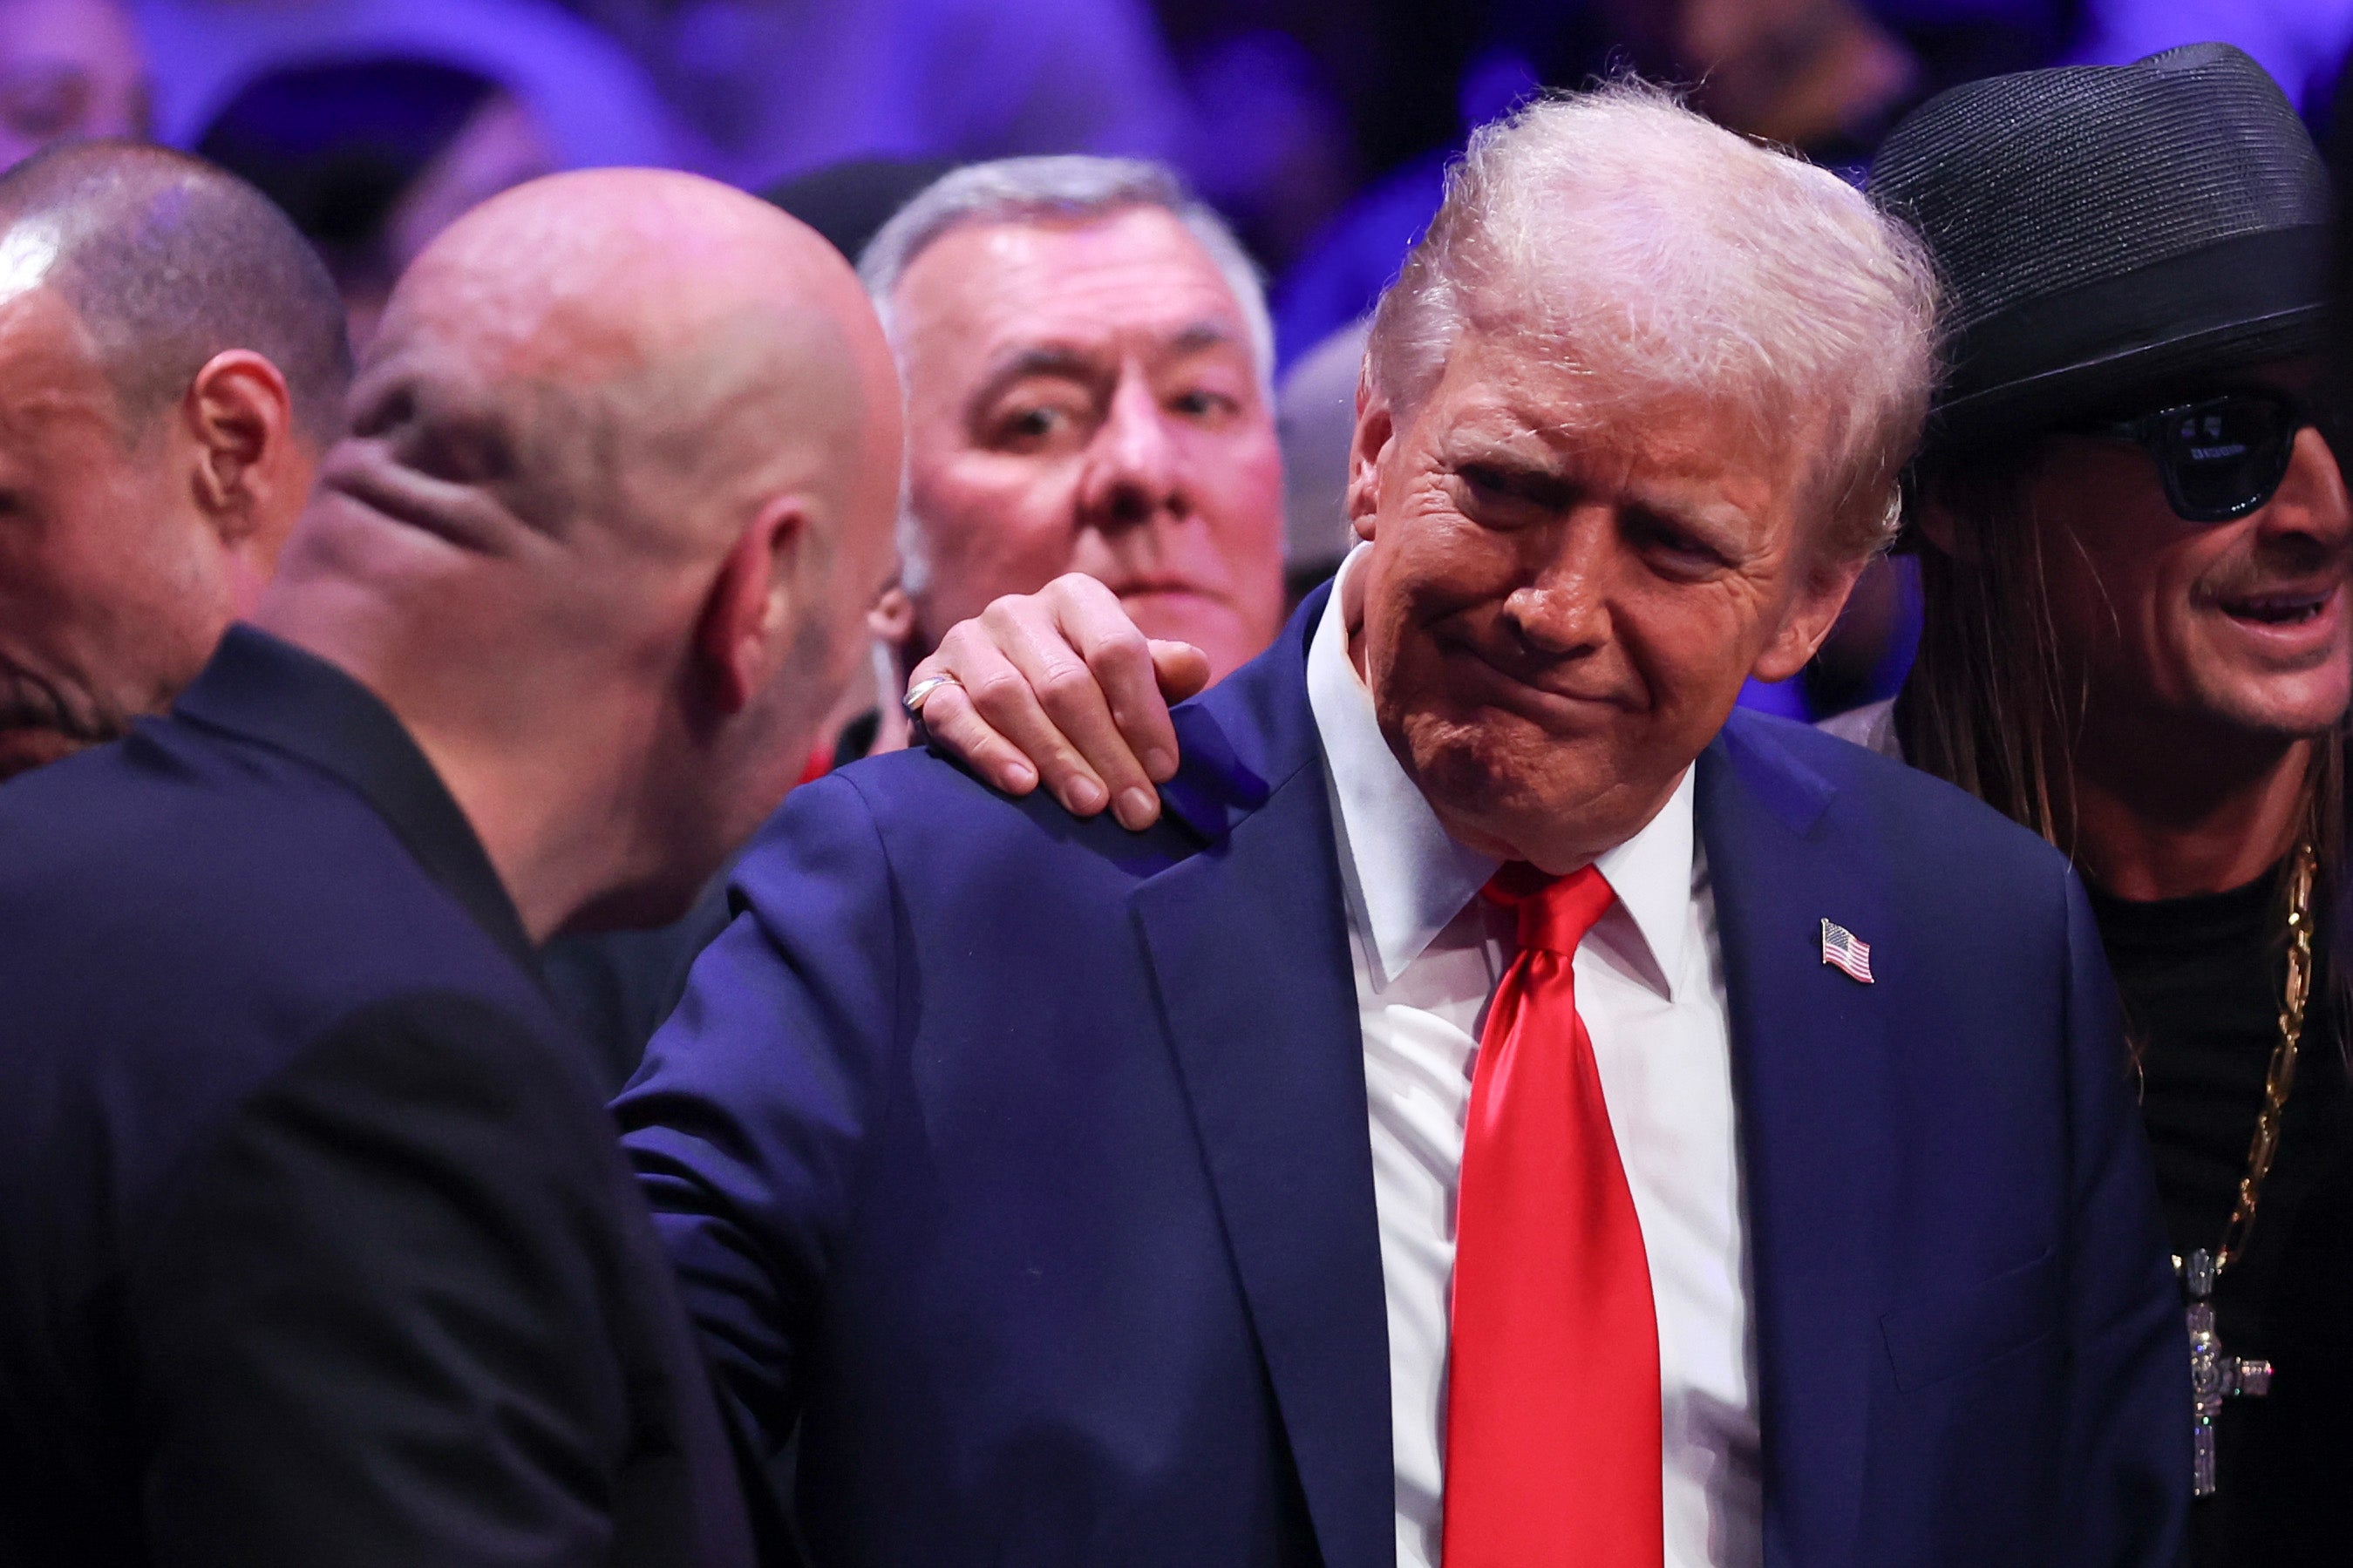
860, 155, 1286, 829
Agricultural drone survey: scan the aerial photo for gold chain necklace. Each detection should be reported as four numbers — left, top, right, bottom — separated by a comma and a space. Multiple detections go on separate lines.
2211, 838, 2317, 1273
2173, 838, 2316, 1497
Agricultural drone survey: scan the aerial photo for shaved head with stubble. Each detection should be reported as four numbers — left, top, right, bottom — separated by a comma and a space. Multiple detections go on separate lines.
255, 168, 903, 939
0, 140, 348, 780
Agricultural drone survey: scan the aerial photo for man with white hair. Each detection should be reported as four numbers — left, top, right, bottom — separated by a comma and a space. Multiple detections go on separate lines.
856, 153, 1285, 829
617, 86, 2187, 1566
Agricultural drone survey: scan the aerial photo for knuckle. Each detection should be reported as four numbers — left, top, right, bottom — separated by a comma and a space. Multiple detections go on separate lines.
1085, 628, 1152, 677
967, 668, 1030, 714
929, 622, 979, 666
1037, 662, 1098, 711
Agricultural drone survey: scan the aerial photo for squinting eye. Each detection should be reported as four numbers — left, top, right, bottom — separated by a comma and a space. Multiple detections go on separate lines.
1004, 407, 1065, 440
1170, 390, 1230, 417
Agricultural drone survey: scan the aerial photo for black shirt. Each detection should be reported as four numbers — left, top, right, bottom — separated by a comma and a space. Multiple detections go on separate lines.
2091, 869, 2353, 1568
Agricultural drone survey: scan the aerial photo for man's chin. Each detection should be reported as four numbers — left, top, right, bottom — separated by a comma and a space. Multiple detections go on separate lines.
2192, 675, 2353, 743
0, 726, 89, 783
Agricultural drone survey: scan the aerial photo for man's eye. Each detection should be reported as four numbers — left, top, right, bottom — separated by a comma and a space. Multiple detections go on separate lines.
1459, 465, 1510, 499
1169, 388, 1234, 419
1629, 512, 1725, 575
996, 405, 1072, 445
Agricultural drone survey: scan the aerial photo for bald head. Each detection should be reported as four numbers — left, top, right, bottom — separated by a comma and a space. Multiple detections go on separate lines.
0, 140, 350, 443
346, 166, 895, 565
262, 168, 903, 936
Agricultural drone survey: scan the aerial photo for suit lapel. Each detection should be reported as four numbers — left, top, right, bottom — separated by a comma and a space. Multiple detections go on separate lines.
1698, 716, 1899, 1568
1131, 600, 1395, 1568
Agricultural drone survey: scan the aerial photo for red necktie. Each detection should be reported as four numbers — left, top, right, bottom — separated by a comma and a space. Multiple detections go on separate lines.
1442, 863, 1663, 1568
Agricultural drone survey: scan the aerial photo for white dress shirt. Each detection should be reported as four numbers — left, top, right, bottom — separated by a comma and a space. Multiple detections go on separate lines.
1304, 549, 1760, 1568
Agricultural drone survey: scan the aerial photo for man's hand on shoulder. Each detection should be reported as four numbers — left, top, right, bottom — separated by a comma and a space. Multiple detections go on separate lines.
908, 574, 1206, 832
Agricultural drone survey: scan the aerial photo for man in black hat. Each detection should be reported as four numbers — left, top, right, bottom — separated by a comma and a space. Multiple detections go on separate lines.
1846, 44, 2350, 1566
891, 39, 2348, 1567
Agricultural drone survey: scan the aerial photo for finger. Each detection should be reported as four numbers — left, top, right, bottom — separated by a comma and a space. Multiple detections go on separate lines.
983, 595, 1160, 829
1044, 579, 1181, 791
924, 625, 1109, 812
1147, 640, 1212, 703
912, 679, 1039, 796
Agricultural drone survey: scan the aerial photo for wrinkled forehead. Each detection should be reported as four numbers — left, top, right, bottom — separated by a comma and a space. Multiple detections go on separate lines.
890, 207, 1254, 382
1410, 327, 1809, 506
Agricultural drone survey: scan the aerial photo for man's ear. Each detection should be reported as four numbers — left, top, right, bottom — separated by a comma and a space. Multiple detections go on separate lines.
1345, 383, 1396, 545
867, 581, 914, 645
184, 350, 301, 552
1914, 491, 1969, 560
697, 493, 810, 716
1750, 546, 1874, 684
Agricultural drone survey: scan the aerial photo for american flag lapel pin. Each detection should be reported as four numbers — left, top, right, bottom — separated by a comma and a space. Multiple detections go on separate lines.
1820, 919, 1874, 984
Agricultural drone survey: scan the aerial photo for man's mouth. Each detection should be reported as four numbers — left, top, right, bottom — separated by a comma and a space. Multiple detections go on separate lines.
1442, 637, 1630, 721
2214, 584, 2338, 626
1115, 579, 1214, 601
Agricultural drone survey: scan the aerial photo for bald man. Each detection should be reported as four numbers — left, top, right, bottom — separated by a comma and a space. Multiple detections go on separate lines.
0, 138, 346, 782
0, 0, 147, 169
0, 168, 899, 1566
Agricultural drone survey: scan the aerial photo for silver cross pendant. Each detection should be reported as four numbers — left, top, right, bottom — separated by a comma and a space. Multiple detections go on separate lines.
2183, 1249, 2271, 1497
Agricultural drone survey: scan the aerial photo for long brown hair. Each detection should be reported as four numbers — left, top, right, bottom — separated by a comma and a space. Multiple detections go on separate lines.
1895, 447, 2347, 1055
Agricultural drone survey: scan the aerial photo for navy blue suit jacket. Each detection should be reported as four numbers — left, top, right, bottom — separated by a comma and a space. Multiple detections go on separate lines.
0, 628, 756, 1568
617, 588, 2189, 1566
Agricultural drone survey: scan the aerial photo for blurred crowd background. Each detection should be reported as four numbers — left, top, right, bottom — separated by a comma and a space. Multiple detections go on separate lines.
11, 0, 2351, 722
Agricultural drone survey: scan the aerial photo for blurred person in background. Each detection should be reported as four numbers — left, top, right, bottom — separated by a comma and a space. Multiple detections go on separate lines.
761, 153, 954, 263
0, 0, 144, 166
570, 0, 1189, 191
860, 154, 1285, 825
196, 57, 556, 351
133, 0, 683, 166
0, 165, 901, 1565
0, 141, 344, 784
2070, 0, 2353, 112
135, 0, 683, 351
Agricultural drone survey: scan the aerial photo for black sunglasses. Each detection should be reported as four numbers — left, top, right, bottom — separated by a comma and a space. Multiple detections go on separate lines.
2079, 390, 2324, 524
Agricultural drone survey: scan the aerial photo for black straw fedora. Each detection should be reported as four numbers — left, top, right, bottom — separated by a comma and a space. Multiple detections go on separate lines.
1868, 42, 2332, 455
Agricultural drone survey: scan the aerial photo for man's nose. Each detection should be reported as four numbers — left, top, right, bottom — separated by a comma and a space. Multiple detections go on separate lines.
1076, 372, 1180, 532
2256, 427, 2352, 551
1504, 510, 1615, 655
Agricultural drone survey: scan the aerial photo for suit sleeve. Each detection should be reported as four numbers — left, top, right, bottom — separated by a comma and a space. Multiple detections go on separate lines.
2051, 866, 2193, 1567
612, 771, 901, 1466
127, 994, 664, 1568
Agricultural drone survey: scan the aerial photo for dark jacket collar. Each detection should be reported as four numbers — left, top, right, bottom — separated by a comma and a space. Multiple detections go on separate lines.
172, 624, 539, 974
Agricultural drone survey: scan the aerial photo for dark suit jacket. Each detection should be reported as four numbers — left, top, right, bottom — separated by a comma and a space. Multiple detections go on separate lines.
0, 627, 755, 1568
616, 587, 2191, 1567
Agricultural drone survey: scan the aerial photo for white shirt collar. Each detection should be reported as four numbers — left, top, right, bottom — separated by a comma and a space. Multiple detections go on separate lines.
1305, 544, 1695, 996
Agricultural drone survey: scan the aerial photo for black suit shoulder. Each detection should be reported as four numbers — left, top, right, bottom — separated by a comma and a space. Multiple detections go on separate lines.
127, 989, 732, 1568
0, 719, 754, 1568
